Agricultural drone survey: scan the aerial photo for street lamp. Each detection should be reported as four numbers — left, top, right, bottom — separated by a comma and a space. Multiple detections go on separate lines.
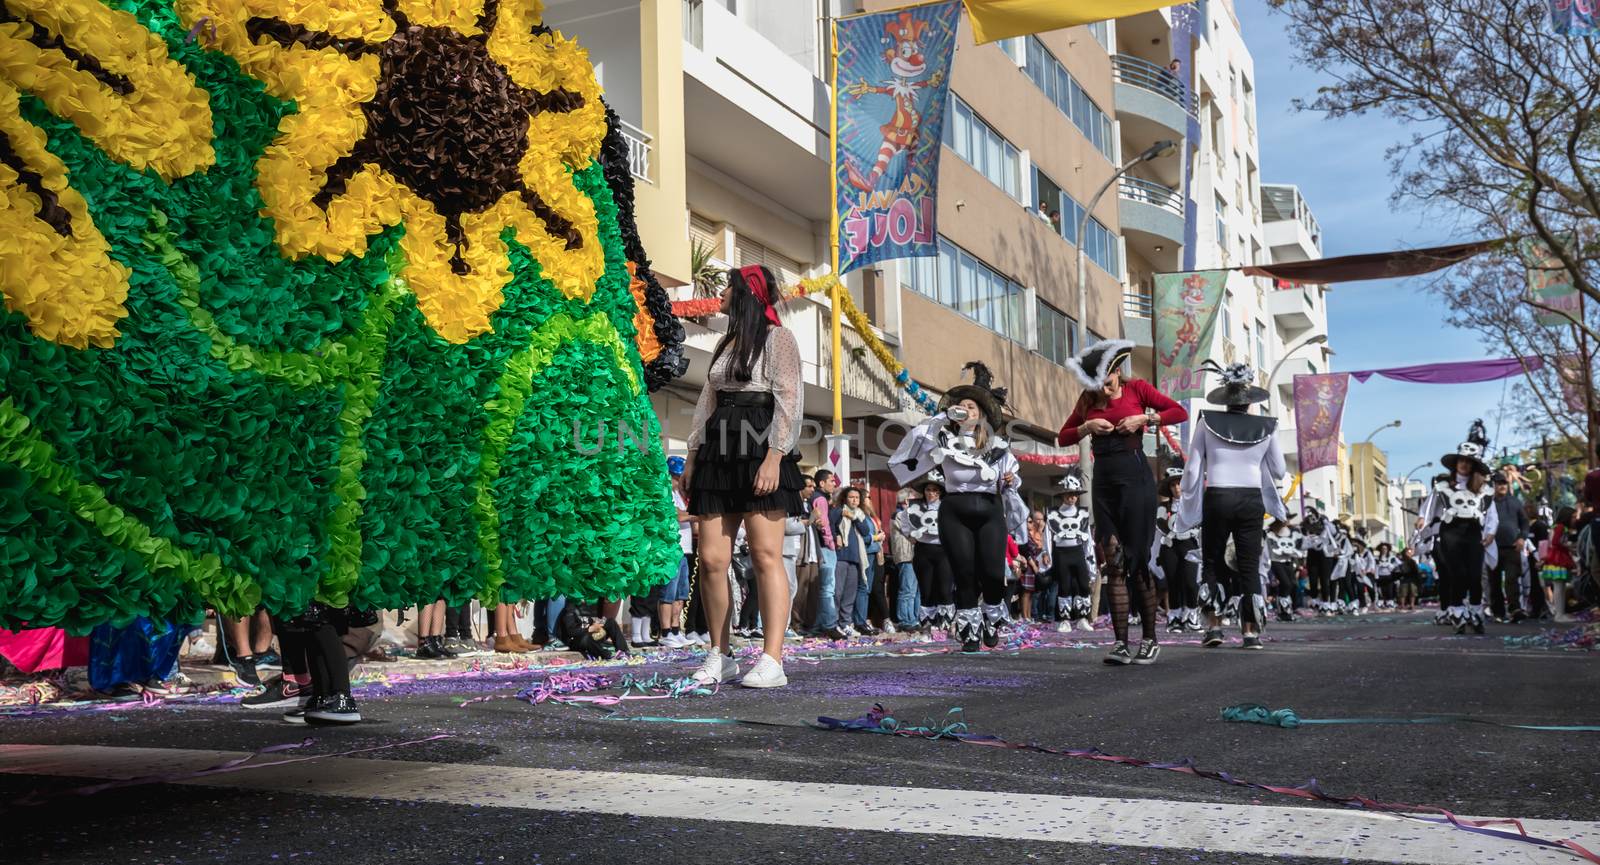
1076, 139, 1179, 351
1265, 333, 1329, 391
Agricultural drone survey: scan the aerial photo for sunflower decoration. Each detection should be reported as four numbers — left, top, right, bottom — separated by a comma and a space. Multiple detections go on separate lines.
176, 0, 609, 344
0, 0, 214, 348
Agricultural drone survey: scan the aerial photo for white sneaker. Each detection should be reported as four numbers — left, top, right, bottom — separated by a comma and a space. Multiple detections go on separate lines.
694, 632, 711, 646
691, 652, 739, 686
1076, 619, 1094, 632
882, 621, 898, 635
662, 632, 686, 649
739, 653, 787, 689
1054, 620, 1072, 633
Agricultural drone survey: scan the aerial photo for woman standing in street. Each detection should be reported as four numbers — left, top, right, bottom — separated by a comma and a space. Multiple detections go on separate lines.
682, 265, 805, 689
1420, 422, 1498, 635
1058, 340, 1188, 664
1154, 454, 1201, 633
890, 362, 1027, 653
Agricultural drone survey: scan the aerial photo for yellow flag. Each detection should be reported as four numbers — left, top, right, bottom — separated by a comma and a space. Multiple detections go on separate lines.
963, 0, 1174, 43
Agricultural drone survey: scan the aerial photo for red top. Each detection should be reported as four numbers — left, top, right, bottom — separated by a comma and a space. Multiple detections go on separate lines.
1544, 523, 1576, 568
1057, 378, 1188, 446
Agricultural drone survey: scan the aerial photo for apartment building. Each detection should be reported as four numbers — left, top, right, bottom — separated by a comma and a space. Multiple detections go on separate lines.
548, 0, 1138, 511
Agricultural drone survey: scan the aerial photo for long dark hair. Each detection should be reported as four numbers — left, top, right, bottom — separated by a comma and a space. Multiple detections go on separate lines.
1556, 505, 1577, 529
709, 265, 777, 382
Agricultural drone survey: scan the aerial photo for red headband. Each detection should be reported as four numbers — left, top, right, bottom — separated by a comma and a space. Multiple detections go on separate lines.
739, 265, 783, 327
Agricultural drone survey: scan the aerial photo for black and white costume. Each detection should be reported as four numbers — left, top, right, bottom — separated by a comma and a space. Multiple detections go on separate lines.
1267, 522, 1303, 621
890, 362, 1026, 652
1174, 362, 1286, 645
1153, 456, 1201, 633
1351, 539, 1376, 614
1046, 472, 1098, 632
1419, 423, 1499, 633
1374, 546, 1400, 610
895, 472, 954, 630
1301, 509, 1335, 613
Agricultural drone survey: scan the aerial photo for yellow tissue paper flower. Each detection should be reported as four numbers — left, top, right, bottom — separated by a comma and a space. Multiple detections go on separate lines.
178, 0, 608, 344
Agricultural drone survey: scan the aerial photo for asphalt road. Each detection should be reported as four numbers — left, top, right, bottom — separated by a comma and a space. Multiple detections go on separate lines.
1, 613, 1596, 865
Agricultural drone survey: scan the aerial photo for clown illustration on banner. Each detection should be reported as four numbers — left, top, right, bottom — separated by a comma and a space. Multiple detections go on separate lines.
834, 2, 960, 274
1153, 270, 1227, 400
1293, 373, 1351, 472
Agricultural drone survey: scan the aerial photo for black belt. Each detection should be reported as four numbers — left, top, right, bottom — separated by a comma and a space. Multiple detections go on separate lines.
716, 391, 774, 408
1091, 434, 1142, 456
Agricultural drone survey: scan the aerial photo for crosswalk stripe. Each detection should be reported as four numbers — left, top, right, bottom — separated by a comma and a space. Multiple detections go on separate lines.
2, 744, 1594, 863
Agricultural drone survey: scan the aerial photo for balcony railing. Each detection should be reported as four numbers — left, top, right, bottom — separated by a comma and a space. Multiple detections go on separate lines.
1117, 176, 1184, 217
619, 119, 653, 184
1123, 290, 1154, 318
1111, 54, 1193, 114
683, 0, 703, 49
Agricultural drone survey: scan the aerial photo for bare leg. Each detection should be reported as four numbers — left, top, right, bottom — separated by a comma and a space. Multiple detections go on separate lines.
696, 515, 740, 654
221, 616, 252, 660
1021, 590, 1033, 621
743, 511, 793, 661
250, 609, 274, 654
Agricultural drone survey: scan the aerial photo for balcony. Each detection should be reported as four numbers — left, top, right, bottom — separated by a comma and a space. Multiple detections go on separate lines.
1111, 54, 1191, 142
620, 118, 652, 185
1122, 290, 1154, 347
1267, 284, 1320, 333
1118, 176, 1184, 273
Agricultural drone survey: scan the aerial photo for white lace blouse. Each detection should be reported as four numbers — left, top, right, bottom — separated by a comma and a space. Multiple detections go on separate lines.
685, 326, 804, 453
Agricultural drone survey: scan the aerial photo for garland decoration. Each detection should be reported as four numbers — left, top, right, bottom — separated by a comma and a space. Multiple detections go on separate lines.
0, 0, 682, 632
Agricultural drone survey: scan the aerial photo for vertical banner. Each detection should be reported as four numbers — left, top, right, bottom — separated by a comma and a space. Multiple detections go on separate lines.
1556, 353, 1589, 412
1549, 0, 1599, 35
1293, 373, 1351, 472
1153, 270, 1227, 400
834, 2, 960, 275
1522, 234, 1580, 326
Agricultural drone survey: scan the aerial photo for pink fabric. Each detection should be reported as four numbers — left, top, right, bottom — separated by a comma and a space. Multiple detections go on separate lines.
0, 627, 89, 674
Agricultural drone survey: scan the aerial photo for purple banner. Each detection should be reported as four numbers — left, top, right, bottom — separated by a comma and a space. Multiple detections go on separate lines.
834, 2, 960, 274
1293, 373, 1350, 473
1346, 356, 1543, 385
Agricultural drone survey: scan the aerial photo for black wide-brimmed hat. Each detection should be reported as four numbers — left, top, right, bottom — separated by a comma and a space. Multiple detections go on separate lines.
1066, 338, 1135, 391
1200, 360, 1270, 406
1441, 419, 1490, 476
1161, 451, 1186, 480
1055, 470, 1086, 494
940, 361, 1008, 429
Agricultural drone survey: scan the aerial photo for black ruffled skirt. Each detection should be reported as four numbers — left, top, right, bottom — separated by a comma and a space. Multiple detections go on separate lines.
689, 392, 805, 517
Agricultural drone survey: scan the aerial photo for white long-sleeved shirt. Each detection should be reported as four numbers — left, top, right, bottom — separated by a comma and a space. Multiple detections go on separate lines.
889, 413, 1026, 538
1173, 415, 1288, 535
685, 326, 804, 453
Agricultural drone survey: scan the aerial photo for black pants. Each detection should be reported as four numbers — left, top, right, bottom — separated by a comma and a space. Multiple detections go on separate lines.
938, 492, 1008, 609
1092, 449, 1160, 642
1200, 487, 1265, 627
1489, 545, 1523, 617
1269, 561, 1297, 600
1052, 545, 1093, 597
912, 542, 954, 608
1436, 520, 1486, 608
1305, 549, 1329, 603
1161, 538, 1201, 610
444, 604, 473, 640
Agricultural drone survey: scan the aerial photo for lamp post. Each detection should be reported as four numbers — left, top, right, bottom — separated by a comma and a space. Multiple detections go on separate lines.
1356, 420, 1402, 534
1075, 139, 1178, 351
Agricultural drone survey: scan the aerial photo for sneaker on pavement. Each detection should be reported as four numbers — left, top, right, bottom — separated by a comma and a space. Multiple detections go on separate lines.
228, 656, 261, 688
692, 632, 711, 646
282, 703, 312, 725
1241, 635, 1264, 650
739, 653, 787, 689
1202, 628, 1225, 648
241, 677, 311, 710
882, 621, 898, 635
1103, 642, 1133, 665
1054, 620, 1072, 633
254, 650, 282, 671
1076, 619, 1094, 632
1132, 640, 1161, 665
306, 692, 361, 725
691, 652, 738, 686
662, 632, 688, 649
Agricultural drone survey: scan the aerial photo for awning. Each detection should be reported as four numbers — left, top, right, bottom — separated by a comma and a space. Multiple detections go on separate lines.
1238, 239, 1499, 284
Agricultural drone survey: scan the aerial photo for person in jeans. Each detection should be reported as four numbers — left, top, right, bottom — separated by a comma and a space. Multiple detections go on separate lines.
855, 498, 888, 635
1488, 472, 1529, 622
659, 457, 696, 647
810, 470, 840, 634
829, 486, 873, 639
889, 488, 922, 630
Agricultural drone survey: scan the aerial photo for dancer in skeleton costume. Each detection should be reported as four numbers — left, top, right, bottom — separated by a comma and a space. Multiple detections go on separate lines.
890, 362, 1027, 653
1325, 519, 1354, 614
1300, 507, 1334, 615
1267, 519, 1303, 621
1174, 362, 1286, 650
1351, 534, 1376, 613
1420, 422, 1499, 634
1154, 454, 1202, 633
1374, 541, 1400, 610
1045, 471, 1098, 633
894, 471, 954, 633
1059, 339, 1188, 665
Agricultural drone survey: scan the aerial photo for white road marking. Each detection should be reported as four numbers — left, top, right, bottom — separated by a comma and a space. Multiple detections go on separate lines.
1, 744, 1593, 864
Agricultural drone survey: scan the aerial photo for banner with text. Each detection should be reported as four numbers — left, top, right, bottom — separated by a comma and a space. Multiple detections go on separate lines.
1293, 373, 1351, 473
834, 2, 960, 274
1153, 270, 1228, 401
1522, 234, 1581, 327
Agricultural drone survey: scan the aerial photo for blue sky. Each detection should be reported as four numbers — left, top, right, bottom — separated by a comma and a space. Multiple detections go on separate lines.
1233, 1, 1511, 481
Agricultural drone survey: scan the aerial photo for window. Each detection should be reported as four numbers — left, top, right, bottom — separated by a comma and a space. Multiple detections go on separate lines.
689, 212, 722, 259
904, 238, 1027, 342
1031, 166, 1119, 277
1086, 20, 1110, 51
1219, 296, 1232, 344
735, 235, 804, 289
1214, 194, 1227, 247
1255, 322, 1267, 369
1037, 302, 1076, 366
1000, 37, 1025, 65
1023, 37, 1115, 162
943, 95, 1021, 198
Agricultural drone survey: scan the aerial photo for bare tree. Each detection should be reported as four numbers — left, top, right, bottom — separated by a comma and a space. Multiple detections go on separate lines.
1272, 0, 1600, 444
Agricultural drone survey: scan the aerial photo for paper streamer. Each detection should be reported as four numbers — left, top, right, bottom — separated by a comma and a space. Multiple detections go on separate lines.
1221, 703, 1600, 732
812, 705, 1600, 865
